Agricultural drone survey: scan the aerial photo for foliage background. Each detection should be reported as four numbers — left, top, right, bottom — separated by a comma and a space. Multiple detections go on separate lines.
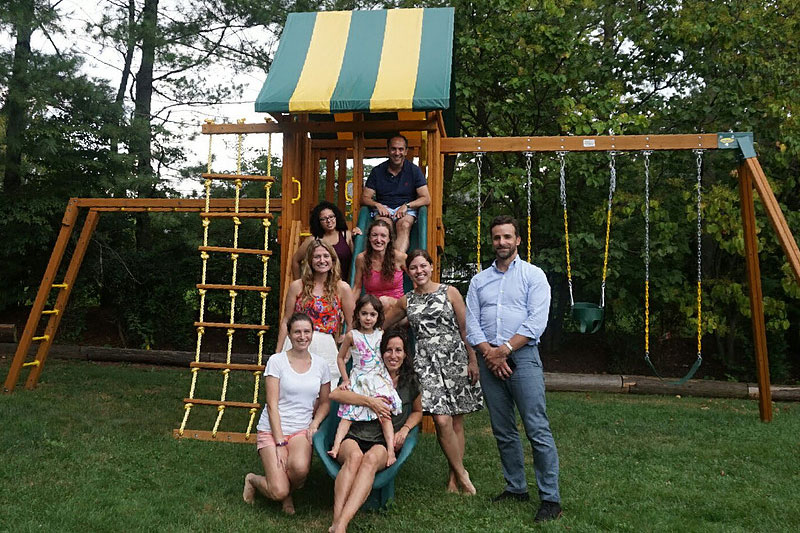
1, 0, 799, 382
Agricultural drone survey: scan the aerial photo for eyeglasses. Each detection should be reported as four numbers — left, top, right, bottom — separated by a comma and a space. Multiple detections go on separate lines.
319, 215, 336, 222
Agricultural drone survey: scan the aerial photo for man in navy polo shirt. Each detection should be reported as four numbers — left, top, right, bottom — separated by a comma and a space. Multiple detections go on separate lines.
361, 134, 431, 252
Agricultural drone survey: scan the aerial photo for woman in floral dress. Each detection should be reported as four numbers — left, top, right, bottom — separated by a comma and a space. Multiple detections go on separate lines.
386, 249, 483, 494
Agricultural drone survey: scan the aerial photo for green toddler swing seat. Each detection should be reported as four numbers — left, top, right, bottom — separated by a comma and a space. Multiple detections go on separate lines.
570, 302, 604, 334
312, 400, 420, 510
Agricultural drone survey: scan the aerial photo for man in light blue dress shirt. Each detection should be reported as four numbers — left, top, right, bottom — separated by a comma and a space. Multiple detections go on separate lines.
465, 215, 562, 523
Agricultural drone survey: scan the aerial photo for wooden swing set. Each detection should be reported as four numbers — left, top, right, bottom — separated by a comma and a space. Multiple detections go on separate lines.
5, 7, 800, 431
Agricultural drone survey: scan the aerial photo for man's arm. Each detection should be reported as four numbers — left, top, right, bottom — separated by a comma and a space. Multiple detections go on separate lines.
465, 279, 488, 348
361, 186, 390, 215
466, 276, 514, 379
409, 185, 430, 208
517, 266, 551, 343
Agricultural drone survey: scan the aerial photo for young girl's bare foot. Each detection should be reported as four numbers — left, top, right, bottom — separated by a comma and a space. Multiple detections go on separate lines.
281, 496, 295, 515
386, 453, 397, 467
327, 444, 340, 459
242, 473, 257, 504
458, 470, 477, 495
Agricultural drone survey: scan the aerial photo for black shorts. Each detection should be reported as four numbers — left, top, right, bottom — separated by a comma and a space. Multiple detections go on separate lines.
343, 434, 386, 454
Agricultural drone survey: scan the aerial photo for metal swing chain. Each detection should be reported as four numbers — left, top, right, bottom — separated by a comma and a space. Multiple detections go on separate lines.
642, 151, 652, 362
601, 151, 619, 308
557, 151, 574, 306
525, 152, 533, 262
476, 152, 484, 272
694, 149, 704, 362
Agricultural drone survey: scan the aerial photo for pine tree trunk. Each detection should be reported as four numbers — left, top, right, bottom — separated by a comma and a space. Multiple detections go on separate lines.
131, 0, 159, 193
2, 0, 34, 195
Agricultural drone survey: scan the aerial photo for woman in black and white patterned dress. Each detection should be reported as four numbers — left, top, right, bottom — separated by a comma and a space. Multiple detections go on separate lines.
386, 249, 483, 494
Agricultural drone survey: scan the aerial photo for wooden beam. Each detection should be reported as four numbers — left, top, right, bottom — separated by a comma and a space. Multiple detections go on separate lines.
440, 134, 719, 154
738, 163, 773, 422
743, 157, 800, 283
72, 198, 281, 211
173, 429, 257, 444
203, 120, 436, 136
311, 138, 422, 150
202, 122, 282, 134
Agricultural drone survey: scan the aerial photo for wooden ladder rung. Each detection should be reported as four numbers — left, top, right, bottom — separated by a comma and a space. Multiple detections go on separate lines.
198, 246, 272, 256
190, 362, 265, 372
183, 398, 261, 409
201, 172, 275, 183
172, 429, 257, 443
194, 322, 270, 331
200, 212, 274, 219
196, 284, 271, 293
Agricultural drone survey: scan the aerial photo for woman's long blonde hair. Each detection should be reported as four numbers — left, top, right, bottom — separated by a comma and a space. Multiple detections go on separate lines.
299, 239, 342, 305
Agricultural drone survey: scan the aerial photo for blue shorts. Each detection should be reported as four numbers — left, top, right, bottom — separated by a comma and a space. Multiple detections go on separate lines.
370, 206, 418, 221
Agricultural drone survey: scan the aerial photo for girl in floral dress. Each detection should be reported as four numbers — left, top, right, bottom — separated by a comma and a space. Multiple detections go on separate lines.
328, 294, 402, 467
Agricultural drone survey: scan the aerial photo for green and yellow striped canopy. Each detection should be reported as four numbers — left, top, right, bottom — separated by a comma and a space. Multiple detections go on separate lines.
254, 8, 454, 113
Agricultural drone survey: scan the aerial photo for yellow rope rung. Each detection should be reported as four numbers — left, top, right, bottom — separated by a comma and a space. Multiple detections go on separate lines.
32, 335, 50, 342
42, 309, 59, 315
22, 360, 41, 367
52, 283, 68, 289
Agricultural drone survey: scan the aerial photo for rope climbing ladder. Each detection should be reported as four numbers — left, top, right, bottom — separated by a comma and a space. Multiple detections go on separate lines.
174, 119, 277, 443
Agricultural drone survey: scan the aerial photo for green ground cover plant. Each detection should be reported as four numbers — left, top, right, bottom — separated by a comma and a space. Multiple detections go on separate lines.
1, 358, 798, 532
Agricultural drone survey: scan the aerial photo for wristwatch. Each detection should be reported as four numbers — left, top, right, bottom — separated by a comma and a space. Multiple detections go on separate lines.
276, 440, 289, 447
503, 341, 514, 354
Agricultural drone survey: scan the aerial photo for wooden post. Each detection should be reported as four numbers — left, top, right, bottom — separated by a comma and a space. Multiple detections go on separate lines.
26, 210, 100, 389
337, 150, 348, 218
325, 150, 336, 203
300, 120, 314, 229
280, 122, 304, 298
426, 112, 443, 282
352, 114, 365, 226
738, 162, 773, 422
4, 200, 80, 393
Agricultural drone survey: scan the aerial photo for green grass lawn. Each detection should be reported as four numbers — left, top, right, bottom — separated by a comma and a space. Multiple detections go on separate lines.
1, 358, 798, 532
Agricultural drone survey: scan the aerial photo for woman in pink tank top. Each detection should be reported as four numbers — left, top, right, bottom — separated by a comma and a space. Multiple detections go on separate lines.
351, 219, 407, 316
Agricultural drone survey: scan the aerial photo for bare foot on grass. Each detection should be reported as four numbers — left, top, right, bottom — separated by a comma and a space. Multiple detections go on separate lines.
281, 496, 295, 515
458, 470, 477, 495
446, 471, 459, 493
242, 473, 256, 504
